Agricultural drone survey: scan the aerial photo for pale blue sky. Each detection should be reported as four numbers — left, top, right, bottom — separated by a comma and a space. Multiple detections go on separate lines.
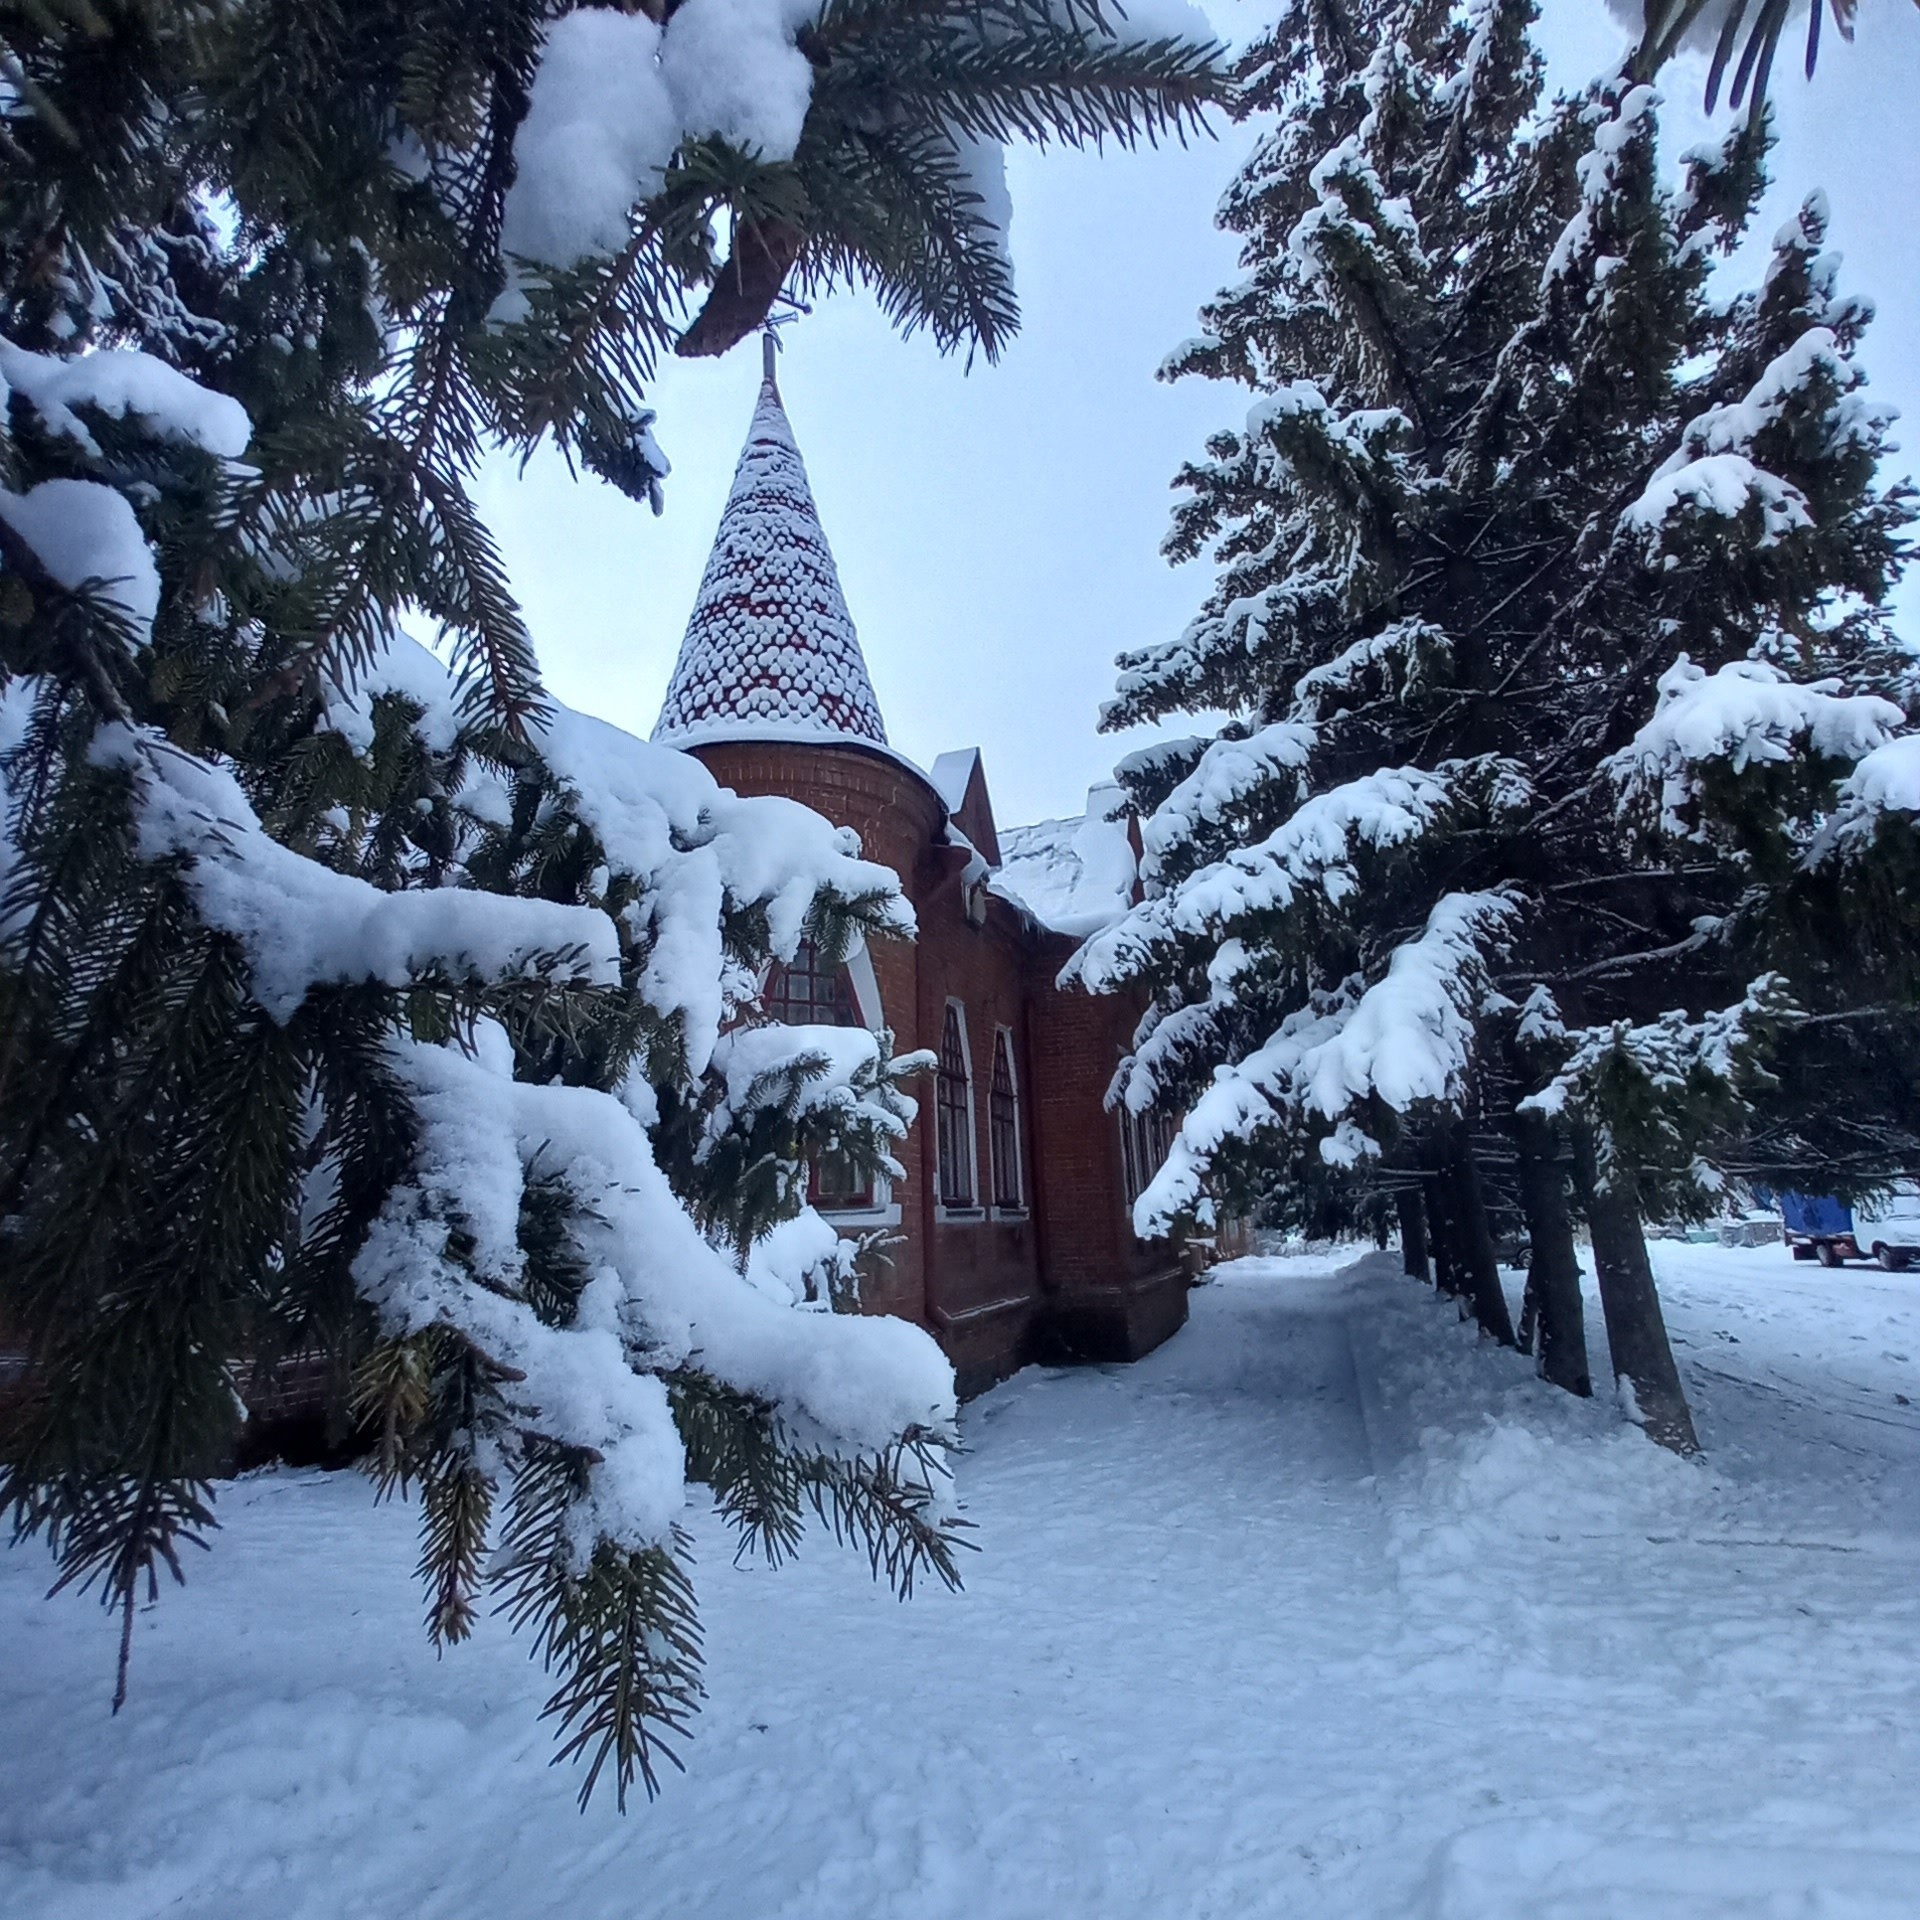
476, 0, 1920, 831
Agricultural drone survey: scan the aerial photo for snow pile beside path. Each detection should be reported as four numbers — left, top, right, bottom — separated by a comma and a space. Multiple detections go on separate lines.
3, 1246, 1918, 1918
1352, 1277, 1712, 1581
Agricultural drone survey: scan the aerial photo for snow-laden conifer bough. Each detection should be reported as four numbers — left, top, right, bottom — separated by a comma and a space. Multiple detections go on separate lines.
0, 0, 1232, 1806
1073, 0, 1920, 1459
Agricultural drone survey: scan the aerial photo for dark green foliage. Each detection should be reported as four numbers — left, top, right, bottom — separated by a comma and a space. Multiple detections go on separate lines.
672, 1367, 967, 1593
0, 0, 1226, 1801
1089, 0, 1914, 1442
492, 1441, 704, 1810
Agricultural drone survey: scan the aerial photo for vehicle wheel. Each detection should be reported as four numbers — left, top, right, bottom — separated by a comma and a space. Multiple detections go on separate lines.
1816, 1240, 1844, 1268
1875, 1244, 1912, 1273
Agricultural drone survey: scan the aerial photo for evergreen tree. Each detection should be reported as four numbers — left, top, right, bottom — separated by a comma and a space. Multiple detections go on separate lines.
1074, 0, 1914, 1452
0, 0, 1229, 1803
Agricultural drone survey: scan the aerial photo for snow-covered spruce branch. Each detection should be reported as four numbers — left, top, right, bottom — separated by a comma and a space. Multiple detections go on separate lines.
2, 349, 953, 1809
1136, 720, 1314, 885
1517, 972, 1796, 1208
1070, 757, 1527, 995
1606, 653, 1907, 844
1130, 890, 1520, 1236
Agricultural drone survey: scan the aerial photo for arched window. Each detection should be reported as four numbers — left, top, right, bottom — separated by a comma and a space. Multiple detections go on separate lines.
764, 937, 862, 1028
989, 1029, 1022, 1210
765, 937, 871, 1210
935, 1003, 975, 1209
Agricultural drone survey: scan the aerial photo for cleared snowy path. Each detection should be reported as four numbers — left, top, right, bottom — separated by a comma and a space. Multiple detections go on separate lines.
3, 1248, 1918, 1918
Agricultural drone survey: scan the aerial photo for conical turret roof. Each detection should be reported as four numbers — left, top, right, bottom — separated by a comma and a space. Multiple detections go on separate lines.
653, 346, 888, 750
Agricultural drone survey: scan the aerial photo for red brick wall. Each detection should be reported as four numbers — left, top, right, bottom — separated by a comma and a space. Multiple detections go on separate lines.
690, 738, 1186, 1393
691, 740, 941, 1331
1023, 935, 1189, 1365
912, 856, 1049, 1394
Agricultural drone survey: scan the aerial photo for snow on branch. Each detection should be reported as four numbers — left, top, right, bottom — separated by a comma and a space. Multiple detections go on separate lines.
531, 701, 911, 1074
1068, 763, 1462, 993
1607, 654, 1905, 836
91, 724, 620, 1021
1620, 453, 1811, 546
1105, 570, 1345, 727
499, 0, 1222, 284
1516, 974, 1793, 1205
1620, 326, 1886, 549
705, 1020, 924, 1183
743, 1206, 862, 1311
1241, 380, 1415, 483
0, 334, 252, 461
1133, 891, 1519, 1235
1286, 617, 1452, 724
360, 1035, 956, 1559
1807, 734, 1920, 865
1663, 327, 1884, 472
0, 480, 161, 645
1138, 721, 1314, 882
1542, 80, 1656, 290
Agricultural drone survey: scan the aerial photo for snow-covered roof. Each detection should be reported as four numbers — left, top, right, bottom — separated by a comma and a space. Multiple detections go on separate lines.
990, 782, 1139, 938
653, 353, 888, 750
928, 749, 981, 815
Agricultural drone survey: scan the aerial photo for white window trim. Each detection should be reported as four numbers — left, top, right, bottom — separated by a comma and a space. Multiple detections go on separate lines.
843, 937, 883, 1034
935, 996, 982, 1222
989, 1025, 1028, 1218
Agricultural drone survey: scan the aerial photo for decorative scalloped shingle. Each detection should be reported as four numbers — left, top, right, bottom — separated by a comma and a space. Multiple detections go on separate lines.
653, 368, 887, 748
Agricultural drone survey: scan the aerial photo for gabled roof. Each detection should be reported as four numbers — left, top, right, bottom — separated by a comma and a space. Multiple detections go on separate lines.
653, 345, 888, 751
928, 749, 980, 816
929, 747, 1002, 868
990, 782, 1140, 937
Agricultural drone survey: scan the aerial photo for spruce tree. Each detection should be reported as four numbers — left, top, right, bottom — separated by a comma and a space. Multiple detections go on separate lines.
1074, 0, 1914, 1452
0, 0, 1229, 1803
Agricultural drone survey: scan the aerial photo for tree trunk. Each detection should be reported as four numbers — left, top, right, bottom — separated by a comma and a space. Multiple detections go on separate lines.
1513, 1114, 1592, 1397
1396, 1184, 1431, 1283
1444, 1117, 1518, 1347
1424, 1165, 1463, 1298
1571, 1127, 1698, 1454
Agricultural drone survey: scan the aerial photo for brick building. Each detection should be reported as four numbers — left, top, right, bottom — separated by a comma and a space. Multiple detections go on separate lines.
654, 345, 1189, 1394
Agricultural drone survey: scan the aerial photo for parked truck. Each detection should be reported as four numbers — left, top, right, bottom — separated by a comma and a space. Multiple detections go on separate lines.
1780, 1187, 1920, 1271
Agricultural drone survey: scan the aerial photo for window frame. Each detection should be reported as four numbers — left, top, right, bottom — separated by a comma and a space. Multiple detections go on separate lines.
1119, 1105, 1180, 1222
761, 936, 899, 1225
934, 999, 980, 1216
762, 936, 862, 1029
988, 1026, 1024, 1215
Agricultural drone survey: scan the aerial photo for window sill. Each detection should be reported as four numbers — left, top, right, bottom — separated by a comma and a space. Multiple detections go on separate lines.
935, 1205, 986, 1225
991, 1206, 1029, 1223
820, 1202, 902, 1228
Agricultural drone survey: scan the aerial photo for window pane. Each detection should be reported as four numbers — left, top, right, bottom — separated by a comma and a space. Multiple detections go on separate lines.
812, 1148, 871, 1209
936, 1005, 973, 1207
765, 938, 861, 1028
767, 939, 870, 1209
989, 1033, 1020, 1209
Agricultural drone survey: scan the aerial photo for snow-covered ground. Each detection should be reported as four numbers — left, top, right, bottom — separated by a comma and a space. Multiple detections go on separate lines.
4, 1243, 1917, 1919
